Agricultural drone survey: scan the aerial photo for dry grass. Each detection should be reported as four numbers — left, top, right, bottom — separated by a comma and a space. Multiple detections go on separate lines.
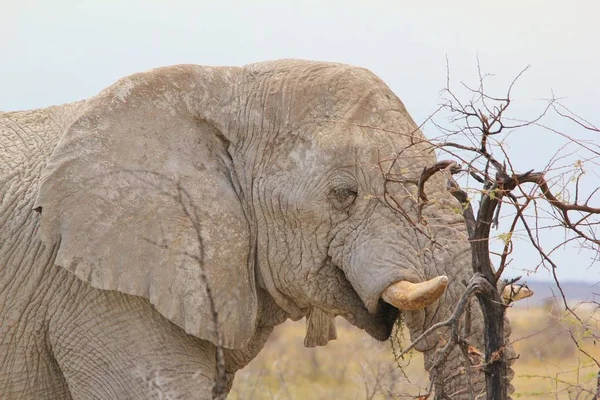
509, 303, 600, 399
229, 317, 428, 400
230, 302, 600, 399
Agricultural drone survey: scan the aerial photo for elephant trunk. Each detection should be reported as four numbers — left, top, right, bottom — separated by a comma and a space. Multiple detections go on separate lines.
421, 295, 487, 398
329, 202, 515, 396
425, 343, 486, 398
329, 209, 448, 315
416, 290, 516, 399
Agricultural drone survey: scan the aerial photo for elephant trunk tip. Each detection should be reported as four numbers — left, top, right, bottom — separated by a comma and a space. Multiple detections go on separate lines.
381, 276, 448, 311
502, 283, 534, 304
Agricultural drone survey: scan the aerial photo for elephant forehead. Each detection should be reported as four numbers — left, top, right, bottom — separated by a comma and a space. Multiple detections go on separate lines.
247, 60, 415, 133
312, 125, 434, 172
246, 60, 435, 174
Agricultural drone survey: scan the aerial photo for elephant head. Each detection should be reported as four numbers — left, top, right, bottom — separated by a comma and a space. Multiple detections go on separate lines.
33, 60, 510, 396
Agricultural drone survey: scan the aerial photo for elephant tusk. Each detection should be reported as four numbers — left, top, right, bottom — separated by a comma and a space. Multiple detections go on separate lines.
502, 284, 534, 304
381, 276, 449, 311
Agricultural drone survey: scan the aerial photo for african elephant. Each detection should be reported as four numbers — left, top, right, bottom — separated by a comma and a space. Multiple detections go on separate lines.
0, 60, 513, 399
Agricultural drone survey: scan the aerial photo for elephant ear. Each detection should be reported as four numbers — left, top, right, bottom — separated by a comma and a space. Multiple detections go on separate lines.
34, 66, 257, 348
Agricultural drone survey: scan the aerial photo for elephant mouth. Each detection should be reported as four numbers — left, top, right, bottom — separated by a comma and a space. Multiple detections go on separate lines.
359, 301, 400, 341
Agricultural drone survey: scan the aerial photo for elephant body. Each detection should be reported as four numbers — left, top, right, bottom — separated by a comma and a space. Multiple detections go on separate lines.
0, 104, 206, 397
0, 60, 510, 399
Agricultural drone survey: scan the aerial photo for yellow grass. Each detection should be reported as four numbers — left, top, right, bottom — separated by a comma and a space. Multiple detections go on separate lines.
509, 305, 600, 399
230, 303, 600, 399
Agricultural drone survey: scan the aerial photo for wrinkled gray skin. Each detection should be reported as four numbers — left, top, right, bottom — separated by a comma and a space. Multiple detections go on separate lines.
0, 60, 512, 399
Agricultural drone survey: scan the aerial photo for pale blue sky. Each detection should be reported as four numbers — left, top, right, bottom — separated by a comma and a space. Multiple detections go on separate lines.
2, 1, 598, 282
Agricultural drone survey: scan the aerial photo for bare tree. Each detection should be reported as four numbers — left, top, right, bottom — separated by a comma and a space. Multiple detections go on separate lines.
388, 60, 600, 399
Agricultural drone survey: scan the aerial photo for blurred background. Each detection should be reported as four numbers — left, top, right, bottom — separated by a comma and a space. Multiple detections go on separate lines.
2, 1, 599, 397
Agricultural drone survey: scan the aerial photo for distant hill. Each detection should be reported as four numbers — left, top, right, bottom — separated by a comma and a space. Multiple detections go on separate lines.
511, 279, 600, 307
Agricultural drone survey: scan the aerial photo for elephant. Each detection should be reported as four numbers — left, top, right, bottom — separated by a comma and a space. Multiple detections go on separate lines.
0, 59, 514, 399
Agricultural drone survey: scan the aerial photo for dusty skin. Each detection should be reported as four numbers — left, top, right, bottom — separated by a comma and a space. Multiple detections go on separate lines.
1, 60, 514, 398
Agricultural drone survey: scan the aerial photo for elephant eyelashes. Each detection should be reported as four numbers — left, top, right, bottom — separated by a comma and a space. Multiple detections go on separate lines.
331, 187, 358, 209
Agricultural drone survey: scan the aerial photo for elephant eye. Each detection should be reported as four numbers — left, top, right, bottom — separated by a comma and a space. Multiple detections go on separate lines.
331, 187, 358, 208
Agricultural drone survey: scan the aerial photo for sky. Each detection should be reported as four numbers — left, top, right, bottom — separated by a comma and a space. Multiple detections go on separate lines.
1, 1, 598, 282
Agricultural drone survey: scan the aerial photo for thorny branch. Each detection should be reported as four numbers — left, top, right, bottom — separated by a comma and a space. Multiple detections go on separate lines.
124, 171, 229, 399
386, 60, 599, 398
440, 63, 599, 398
416, 161, 462, 223
394, 274, 492, 400
395, 275, 490, 359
